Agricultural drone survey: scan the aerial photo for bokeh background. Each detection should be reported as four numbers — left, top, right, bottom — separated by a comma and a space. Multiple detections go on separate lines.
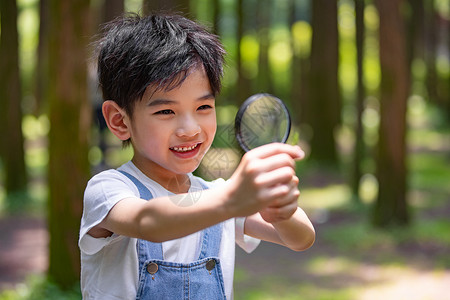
0, 0, 449, 299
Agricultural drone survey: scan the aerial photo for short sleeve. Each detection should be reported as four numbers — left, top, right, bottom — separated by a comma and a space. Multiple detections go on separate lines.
235, 217, 260, 253
79, 169, 139, 255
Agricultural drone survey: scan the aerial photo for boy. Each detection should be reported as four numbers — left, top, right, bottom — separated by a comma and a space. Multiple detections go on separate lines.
79, 13, 315, 299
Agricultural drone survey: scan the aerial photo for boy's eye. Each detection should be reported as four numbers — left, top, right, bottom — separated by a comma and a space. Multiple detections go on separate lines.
198, 105, 213, 111
155, 109, 174, 115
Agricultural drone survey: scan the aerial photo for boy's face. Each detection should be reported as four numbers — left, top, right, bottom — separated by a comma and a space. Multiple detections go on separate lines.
128, 67, 217, 180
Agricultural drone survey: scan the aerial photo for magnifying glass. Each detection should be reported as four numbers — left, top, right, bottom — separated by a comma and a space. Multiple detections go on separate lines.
235, 93, 291, 152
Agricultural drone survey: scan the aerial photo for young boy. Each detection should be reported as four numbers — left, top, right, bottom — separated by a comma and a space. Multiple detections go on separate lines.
79, 13, 315, 299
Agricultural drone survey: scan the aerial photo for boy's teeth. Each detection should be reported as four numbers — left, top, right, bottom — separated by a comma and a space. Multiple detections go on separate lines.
172, 144, 198, 152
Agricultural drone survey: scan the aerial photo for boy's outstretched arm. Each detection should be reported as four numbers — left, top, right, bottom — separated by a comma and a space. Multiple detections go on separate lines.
244, 208, 315, 252
89, 143, 304, 243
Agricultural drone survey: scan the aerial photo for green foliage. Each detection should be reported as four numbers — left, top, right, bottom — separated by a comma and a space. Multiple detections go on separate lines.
240, 35, 259, 79
237, 283, 355, 300
0, 276, 81, 300
322, 218, 450, 254
291, 21, 311, 58
410, 153, 450, 193
0, 189, 32, 213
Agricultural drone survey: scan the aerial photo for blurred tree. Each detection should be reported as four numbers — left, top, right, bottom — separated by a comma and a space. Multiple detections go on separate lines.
236, 0, 252, 103
34, 0, 49, 114
102, 0, 124, 24
288, 0, 308, 126
256, 0, 274, 93
92, 0, 125, 166
47, 0, 92, 288
0, 0, 28, 209
406, 0, 425, 66
424, 0, 439, 104
143, 0, 190, 16
372, 0, 410, 227
448, 16, 450, 120
307, 0, 340, 164
350, 0, 366, 201
212, 0, 220, 35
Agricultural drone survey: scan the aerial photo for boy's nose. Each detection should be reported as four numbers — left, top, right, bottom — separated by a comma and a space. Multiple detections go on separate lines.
175, 115, 201, 138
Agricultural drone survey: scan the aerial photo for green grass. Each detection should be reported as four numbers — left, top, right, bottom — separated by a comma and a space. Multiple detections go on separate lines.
0, 276, 81, 300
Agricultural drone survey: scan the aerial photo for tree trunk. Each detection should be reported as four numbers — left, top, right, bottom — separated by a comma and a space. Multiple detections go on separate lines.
406, 0, 425, 66
102, 0, 124, 23
34, 0, 50, 114
351, 0, 366, 201
236, 0, 252, 103
256, 0, 273, 94
143, 0, 190, 16
47, 0, 92, 288
212, 0, 220, 35
0, 0, 28, 209
448, 17, 450, 120
372, 0, 410, 228
424, 0, 439, 104
307, 0, 340, 164
289, 0, 310, 128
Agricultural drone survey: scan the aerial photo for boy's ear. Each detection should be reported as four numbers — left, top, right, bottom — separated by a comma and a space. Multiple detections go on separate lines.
102, 100, 131, 141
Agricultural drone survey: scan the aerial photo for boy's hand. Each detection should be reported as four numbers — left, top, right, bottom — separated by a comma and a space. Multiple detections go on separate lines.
259, 174, 300, 223
224, 143, 304, 218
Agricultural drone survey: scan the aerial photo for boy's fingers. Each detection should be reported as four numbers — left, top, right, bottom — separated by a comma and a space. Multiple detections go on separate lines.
267, 179, 300, 206
260, 201, 298, 222
260, 177, 299, 204
255, 166, 295, 187
246, 143, 305, 160
249, 153, 296, 174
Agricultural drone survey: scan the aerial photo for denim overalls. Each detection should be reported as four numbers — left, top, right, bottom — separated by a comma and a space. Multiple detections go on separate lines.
120, 171, 227, 300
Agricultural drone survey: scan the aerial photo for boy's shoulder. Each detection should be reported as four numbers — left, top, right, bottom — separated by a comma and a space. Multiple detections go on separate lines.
87, 167, 129, 187
84, 163, 141, 201
88, 161, 135, 184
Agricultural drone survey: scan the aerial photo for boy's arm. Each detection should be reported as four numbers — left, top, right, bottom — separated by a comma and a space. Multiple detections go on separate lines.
93, 188, 232, 243
89, 143, 304, 243
243, 208, 315, 252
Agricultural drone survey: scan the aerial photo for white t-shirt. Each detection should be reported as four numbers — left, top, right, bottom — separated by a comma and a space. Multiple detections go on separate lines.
79, 161, 260, 299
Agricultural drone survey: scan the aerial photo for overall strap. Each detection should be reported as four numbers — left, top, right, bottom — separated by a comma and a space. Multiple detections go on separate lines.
118, 170, 164, 260
197, 181, 223, 259
119, 170, 154, 201
197, 223, 222, 259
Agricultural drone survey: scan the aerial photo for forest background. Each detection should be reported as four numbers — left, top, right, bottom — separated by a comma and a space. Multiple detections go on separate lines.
0, 0, 449, 299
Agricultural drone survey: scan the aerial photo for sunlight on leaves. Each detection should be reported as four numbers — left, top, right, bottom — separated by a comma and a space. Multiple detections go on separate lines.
291, 21, 311, 57
216, 105, 238, 125
240, 35, 259, 78
300, 185, 351, 211
307, 256, 359, 276
269, 40, 292, 68
359, 173, 378, 203
22, 115, 50, 141
88, 146, 103, 166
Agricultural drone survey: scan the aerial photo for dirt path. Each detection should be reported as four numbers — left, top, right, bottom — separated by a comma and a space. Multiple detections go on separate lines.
0, 215, 48, 291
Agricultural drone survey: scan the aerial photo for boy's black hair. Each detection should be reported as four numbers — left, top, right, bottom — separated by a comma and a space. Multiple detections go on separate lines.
96, 12, 226, 121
